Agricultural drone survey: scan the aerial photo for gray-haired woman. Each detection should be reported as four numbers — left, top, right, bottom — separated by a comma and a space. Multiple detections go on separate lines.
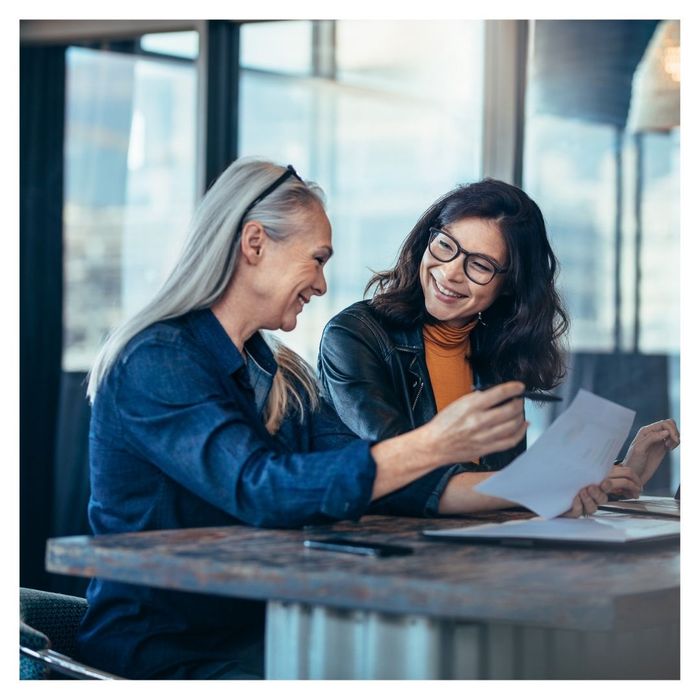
77, 157, 610, 679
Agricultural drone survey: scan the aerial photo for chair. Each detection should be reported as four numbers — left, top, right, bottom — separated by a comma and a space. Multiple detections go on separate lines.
20, 587, 121, 679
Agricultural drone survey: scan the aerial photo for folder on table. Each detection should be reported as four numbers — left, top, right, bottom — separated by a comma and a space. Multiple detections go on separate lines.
597, 487, 680, 519
422, 514, 679, 548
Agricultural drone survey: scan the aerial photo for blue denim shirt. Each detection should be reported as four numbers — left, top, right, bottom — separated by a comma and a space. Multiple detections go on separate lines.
76, 309, 376, 678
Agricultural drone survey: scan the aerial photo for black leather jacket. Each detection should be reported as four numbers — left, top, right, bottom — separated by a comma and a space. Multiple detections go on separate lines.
318, 300, 526, 517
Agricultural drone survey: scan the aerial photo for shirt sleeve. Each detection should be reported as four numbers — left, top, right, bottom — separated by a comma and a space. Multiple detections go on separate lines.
318, 314, 466, 517
113, 338, 376, 528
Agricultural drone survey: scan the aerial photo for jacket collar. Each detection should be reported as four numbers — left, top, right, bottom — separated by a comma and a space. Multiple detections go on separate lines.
386, 323, 424, 353
386, 317, 488, 389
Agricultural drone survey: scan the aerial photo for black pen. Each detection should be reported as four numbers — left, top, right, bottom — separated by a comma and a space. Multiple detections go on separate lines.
519, 392, 562, 402
476, 385, 563, 404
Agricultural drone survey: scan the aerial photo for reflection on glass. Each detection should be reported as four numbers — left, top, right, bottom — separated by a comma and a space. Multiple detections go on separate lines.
524, 115, 619, 352
63, 47, 197, 371
522, 20, 679, 494
241, 21, 312, 75
337, 20, 478, 108
240, 19, 485, 362
638, 130, 680, 353
140, 31, 199, 59
523, 116, 679, 356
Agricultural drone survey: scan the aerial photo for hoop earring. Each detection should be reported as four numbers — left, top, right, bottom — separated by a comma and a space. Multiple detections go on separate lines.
477, 311, 487, 326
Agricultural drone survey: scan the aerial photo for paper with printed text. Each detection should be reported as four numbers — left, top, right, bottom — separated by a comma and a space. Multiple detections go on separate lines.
474, 389, 636, 519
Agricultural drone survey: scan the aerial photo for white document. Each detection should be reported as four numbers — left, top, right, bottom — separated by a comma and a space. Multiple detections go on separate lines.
474, 389, 636, 519
423, 515, 679, 544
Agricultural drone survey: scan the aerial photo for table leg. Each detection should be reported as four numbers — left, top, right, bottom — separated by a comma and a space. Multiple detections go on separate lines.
265, 601, 679, 680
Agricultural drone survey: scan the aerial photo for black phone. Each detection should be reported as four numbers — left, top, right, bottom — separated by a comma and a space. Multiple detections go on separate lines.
303, 537, 414, 557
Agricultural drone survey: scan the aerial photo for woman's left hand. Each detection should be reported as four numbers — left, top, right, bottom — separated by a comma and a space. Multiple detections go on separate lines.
615, 419, 680, 489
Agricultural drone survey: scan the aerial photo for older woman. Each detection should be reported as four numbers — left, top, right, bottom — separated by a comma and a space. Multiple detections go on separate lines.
318, 178, 679, 516
81, 159, 601, 680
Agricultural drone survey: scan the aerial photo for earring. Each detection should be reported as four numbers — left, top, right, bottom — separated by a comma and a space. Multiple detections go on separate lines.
477, 311, 487, 326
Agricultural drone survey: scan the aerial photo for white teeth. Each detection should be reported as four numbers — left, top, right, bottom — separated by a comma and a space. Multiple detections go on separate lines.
434, 277, 465, 298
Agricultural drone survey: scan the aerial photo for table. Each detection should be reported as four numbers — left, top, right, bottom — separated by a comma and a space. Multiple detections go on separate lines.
45, 512, 679, 679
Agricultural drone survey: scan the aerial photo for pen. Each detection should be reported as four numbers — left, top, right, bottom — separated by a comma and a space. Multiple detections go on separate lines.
518, 392, 562, 403
476, 385, 563, 404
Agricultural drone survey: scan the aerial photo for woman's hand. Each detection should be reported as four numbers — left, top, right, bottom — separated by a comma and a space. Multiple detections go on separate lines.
606, 464, 643, 499
613, 419, 680, 491
370, 381, 527, 501
426, 381, 528, 465
561, 481, 611, 518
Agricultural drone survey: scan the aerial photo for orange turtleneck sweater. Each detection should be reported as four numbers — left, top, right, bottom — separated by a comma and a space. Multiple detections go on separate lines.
422, 319, 479, 412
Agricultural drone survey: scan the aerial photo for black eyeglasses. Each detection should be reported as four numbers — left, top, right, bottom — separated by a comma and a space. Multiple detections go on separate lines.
427, 227, 509, 285
237, 165, 303, 233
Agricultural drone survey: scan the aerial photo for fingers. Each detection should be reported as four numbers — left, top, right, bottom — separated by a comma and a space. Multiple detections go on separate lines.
585, 484, 608, 512
564, 484, 609, 518
481, 419, 529, 455
578, 487, 598, 515
653, 418, 679, 443
635, 419, 680, 450
450, 385, 525, 437
479, 412, 528, 443
476, 382, 526, 410
607, 479, 641, 499
660, 418, 681, 449
564, 495, 583, 519
473, 390, 525, 433
434, 385, 528, 463
607, 465, 643, 497
609, 465, 642, 487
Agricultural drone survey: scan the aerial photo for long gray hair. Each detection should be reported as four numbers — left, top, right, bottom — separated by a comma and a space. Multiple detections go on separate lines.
87, 157, 325, 433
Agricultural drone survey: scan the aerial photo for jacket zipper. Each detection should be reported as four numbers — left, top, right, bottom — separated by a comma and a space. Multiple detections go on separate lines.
411, 378, 424, 412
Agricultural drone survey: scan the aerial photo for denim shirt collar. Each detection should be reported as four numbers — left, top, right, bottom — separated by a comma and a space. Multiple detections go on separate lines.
186, 309, 277, 415
245, 346, 276, 417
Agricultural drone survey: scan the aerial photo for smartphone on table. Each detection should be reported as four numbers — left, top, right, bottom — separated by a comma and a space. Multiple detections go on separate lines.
303, 537, 413, 557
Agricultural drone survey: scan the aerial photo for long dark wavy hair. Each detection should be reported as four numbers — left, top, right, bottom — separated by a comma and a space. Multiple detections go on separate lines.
365, 178, 569, 390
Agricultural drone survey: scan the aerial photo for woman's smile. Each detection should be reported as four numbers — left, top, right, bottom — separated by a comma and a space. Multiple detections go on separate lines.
431, 274, 468, 302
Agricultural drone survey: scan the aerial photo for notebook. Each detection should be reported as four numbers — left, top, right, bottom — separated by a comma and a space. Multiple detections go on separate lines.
422, 514, 680, 547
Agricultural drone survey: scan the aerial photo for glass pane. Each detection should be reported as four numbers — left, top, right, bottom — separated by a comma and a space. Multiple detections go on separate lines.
523, 115, 618, 352
240, 19, 484, 362
638, 130, 680, 353
337, 20, 479, 108
63, 46, 198, 371
522, 20, 680, 495
140, 30, 199, 59
241, 21, 312, 75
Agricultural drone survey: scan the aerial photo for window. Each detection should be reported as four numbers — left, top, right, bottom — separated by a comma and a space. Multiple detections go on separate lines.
63, 36, 198, 370
522, 20, 679, 492
240, 20, 485, 362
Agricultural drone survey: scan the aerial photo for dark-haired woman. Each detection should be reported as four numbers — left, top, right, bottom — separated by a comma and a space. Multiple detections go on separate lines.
318, 179, 679, 516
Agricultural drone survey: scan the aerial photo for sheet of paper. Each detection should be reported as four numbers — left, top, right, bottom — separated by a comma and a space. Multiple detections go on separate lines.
474, 389, 636, 519
423, 515, 679, 543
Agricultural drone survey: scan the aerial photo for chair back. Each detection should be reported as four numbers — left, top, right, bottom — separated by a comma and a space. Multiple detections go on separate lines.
20, 587, 120, 679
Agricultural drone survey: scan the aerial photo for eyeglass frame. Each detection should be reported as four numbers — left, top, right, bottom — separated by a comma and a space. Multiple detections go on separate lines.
237, 165, 303, 234
427, 226, 509, 285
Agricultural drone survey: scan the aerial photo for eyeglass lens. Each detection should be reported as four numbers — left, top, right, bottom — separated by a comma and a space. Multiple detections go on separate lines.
429, 230, 498, 285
